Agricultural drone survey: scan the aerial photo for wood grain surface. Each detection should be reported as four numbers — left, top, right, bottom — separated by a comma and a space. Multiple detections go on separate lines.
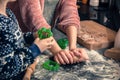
58, 20, 117, 50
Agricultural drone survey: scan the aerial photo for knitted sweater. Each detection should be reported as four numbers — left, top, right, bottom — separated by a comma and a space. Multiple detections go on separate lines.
0, 9, 41, 79
7, 0, 80, 32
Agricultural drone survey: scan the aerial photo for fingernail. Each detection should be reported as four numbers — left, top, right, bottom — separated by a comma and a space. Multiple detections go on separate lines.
51, 39, 53, 42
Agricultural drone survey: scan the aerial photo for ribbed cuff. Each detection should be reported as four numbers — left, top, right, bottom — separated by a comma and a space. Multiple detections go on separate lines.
24, 32, 35, 45
29, 44, 41, 58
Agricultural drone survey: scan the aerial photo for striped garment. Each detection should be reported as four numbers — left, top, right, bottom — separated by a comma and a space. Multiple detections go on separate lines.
7, 0, 80, 32
0, 8, 40, 79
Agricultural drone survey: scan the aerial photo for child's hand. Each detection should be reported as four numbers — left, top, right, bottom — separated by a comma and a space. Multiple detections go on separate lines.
33, 32, 38, 39
54, 50, 74, 64
34, 37, 54, 52
23, 57, 40, 80
71, 48, 89, 63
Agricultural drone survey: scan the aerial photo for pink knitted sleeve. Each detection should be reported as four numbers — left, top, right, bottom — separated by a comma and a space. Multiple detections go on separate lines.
18, 0, 50, 32
57, 0, 80, 29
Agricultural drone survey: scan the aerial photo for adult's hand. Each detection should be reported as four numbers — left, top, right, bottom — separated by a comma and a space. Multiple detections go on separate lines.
71, 48, 89, 62
54, 50, 74, 64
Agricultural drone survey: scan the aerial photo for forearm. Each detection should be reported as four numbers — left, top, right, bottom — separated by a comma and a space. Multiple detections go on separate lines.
66, 26, 77, 50
57, 0, 80, 49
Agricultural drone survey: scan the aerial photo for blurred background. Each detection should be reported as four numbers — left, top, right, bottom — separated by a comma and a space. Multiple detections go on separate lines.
77, 0, 120, 31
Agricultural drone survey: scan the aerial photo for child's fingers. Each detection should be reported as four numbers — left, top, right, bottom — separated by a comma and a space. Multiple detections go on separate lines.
47, 41, 54, 48
23, 75, 30, 80
34, 57, 40, 64
80, 49, 89, 60
78, 57, 85, 62
71, 49, 82, 58
71, 48, 89, 63
42, 37, 54, 48
73, 56, 79, 63
23, 68, 33, 80
44, 37, 54, 43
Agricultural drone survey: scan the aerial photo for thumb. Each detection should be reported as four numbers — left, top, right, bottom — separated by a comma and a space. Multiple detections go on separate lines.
44, 37, 53, 42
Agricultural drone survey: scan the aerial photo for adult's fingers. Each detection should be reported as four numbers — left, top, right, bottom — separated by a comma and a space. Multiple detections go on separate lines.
54, 56, 60, 64
56, 53, 66, 64
64, 51, 74, 64
59, 51, 70, 64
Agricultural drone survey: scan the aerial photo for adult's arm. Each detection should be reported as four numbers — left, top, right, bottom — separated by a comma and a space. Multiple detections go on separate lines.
18, 0, 50, 31
57, 0, 80, 49
58, 0, 80, 29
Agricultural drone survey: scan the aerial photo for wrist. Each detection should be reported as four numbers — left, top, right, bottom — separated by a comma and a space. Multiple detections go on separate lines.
29, 44, 41, 58
50, 48, 62, 55
69, 42, 77, 50
49, 39, 62, 55
66, 26, 77, 50
33, 32, 38, 39
69, 45, 77, 50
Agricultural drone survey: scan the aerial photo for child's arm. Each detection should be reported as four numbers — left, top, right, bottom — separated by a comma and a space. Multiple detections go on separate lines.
23, 57, 39, 80
23, 32, 35, 45
48, 37, 62, 55
0, 30, 41, 79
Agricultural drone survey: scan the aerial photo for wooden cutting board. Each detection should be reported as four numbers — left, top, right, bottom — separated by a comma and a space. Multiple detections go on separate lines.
58, 20, 116, 50
77, 20, 117, 50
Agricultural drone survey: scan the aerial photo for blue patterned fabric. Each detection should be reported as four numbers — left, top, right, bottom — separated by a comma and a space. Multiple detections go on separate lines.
0, 8, 41, 79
